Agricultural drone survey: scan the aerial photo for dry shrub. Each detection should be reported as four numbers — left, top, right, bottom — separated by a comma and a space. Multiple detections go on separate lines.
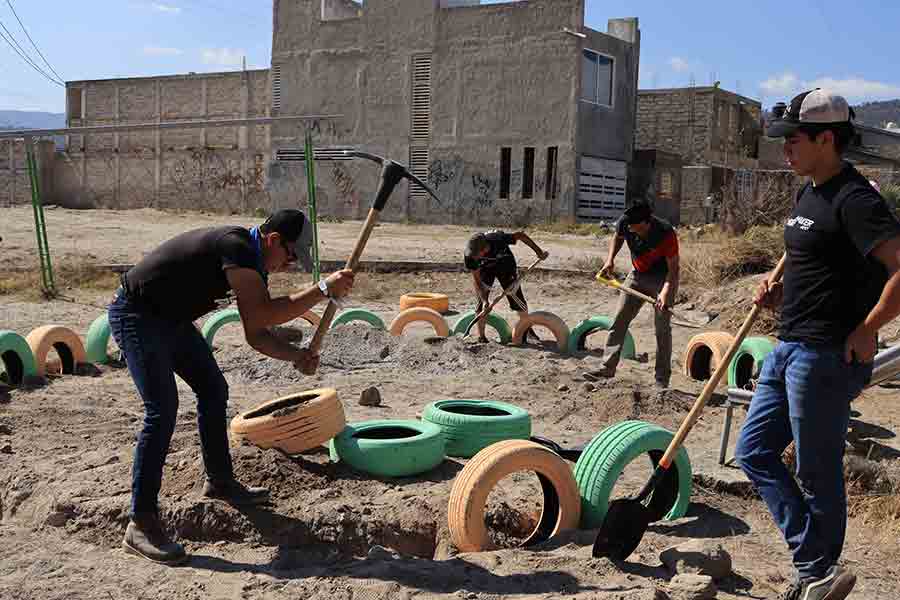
527, 219, 612, 238
0, 263, 119, 300
682, 225, 784, 289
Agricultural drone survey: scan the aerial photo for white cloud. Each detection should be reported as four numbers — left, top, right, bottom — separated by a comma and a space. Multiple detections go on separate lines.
143, 46, 183, 57
761, 72, 900, 103
150, 2, 181, 13
201, 48, 245, 68
668, 57, 690, 73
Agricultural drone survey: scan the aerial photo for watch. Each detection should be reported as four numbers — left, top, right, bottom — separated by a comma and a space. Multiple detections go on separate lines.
317, 279, 330, 298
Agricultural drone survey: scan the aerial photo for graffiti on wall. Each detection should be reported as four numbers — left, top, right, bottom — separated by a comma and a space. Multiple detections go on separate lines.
427, 156, 497, 212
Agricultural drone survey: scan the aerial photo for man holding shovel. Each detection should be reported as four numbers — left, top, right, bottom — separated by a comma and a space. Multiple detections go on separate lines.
585, 203, 679, 388
109, 209, 354, 565
464, 230, 549, 342
735, 89, 900, 600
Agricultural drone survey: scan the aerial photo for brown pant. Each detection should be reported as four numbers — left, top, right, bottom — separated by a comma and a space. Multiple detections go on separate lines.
602, 270, 672, 384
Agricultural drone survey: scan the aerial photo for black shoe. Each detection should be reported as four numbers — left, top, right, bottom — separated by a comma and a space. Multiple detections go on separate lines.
525, 329, 541, 344
122, 512, 187, 565
202, 478, 270, 506
583, 366, 615, 382
779, 566, 857, 600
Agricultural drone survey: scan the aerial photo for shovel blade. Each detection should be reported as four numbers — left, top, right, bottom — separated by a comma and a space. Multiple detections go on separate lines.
591, 499, 651, 561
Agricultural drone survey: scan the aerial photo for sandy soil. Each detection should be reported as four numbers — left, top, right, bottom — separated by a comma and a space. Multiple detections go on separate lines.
2, 207, 900, 599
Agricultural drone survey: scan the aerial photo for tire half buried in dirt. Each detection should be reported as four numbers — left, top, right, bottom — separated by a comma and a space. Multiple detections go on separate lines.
448, 439, 581, 553
203, 308, 320, 348
26, 325, 87, 377
727, 336, 776, 389
567, 315, 637, 359
683, 331, 735, 383
511, 310, 570, 355
330, 308, 386, 331
452, 310, 512, 344
423, 399, 531, 458
573, 420, 692, 529
230, 388, 346, 455
0, 330, 38, 385
389, 307, 451, 338
328, 419, 446, 478
86, 313, 116, 364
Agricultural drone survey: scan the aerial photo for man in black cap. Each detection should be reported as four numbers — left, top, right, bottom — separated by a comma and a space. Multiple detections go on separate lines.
735, 88, 900, 600
108, 209, 354, 565
585, 202, 679, 388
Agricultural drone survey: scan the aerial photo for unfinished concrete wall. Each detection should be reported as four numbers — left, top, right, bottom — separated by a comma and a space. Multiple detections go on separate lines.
636, 86, 761, 167
270, 0, 619, 225
56, 70, 272, 213
0, 140, 32, 207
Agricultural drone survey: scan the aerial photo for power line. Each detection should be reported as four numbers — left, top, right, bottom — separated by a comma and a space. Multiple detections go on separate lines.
5, 0, 64, 83
0, 19, 63, 86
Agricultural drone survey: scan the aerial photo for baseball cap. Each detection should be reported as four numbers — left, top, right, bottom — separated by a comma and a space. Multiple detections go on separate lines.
260, 209, 314, 271
623, 203, 653, 224
766, 88, 855, 138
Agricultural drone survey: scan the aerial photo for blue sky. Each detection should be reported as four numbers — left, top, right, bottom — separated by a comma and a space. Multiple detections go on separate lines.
2, 0, 899, 113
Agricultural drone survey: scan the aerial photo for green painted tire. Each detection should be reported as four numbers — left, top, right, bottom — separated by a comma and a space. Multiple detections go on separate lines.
329, 419, 446, 478
0, 330, 38, 385
727, 336, 776, 389
202, 308, 242, 348
451, 311, 512, 344
422, 399, 531, 458
573, 420, 692, 529
331, 309, 386, 331
567, 316, 636, 359
86, 313, 116, 364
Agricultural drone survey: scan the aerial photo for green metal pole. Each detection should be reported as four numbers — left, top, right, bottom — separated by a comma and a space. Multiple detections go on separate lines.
26, 138, 55, 295
304, 130, 321, 283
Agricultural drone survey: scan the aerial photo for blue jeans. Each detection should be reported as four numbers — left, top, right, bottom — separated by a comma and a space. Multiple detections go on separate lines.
735, 341, 872, 580
108, 289, 233, 516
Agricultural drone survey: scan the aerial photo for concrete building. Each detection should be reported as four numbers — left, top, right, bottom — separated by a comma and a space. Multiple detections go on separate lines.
56, 70, 272, 213
268, 0, 641, 224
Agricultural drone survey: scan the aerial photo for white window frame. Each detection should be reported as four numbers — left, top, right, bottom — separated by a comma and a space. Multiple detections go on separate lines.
581, 48, 615, 108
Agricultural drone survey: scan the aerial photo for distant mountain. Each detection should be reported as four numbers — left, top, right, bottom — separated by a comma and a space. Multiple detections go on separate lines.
0, 110, 65, 131
853, 100, 900, 129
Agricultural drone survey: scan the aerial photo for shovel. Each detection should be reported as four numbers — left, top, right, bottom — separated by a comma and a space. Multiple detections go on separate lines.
592, 255, 786, 561
595, 273, 706, 329
302, 151, 443, 373
462, 256, 544, 337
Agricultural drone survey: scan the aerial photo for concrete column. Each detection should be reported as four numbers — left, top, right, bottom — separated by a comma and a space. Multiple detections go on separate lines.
114, 85, 120, 206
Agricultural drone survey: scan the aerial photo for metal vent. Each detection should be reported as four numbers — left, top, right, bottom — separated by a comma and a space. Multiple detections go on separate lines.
410, 54, 432, 142
409, 145, 430, 200
275, 147, 356, 162
272, 65, 282, 111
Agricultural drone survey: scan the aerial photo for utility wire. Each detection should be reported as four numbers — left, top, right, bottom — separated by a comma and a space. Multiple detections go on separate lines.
0, 19, 63, 86
5, 0, 65, 83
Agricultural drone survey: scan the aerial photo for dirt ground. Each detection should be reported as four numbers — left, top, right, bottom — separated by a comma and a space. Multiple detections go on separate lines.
2, 207, 900, 599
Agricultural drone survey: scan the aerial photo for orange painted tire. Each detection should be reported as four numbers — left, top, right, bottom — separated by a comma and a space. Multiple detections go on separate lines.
25, 325, 87, 377
683, 331, 735, 382
511, 311, 571, 355
388, 307, 450, 338
230, 388, 346, 454
448, 439, 581, 553
399, 293, 450, 314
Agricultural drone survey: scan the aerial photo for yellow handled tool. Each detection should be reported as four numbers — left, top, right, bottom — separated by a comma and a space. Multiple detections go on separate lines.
595, 273, 705, 329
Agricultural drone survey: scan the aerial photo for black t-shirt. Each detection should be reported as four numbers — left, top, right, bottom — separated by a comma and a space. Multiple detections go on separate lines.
122, 226, 265, 322
616, 215, 679, 276
780, 164, 900, 345
464, 230, 517, 273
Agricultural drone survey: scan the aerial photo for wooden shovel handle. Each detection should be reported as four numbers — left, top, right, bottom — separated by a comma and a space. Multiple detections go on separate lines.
658, 254, 786, 469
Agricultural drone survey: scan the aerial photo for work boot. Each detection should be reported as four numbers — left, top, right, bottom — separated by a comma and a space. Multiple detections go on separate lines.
525, 328, 541, 344
778, 566, 856, 600
583, 366, 615, 382
654, 379, 670, 390
202, 478, 270, 505
122, 512, 187, 565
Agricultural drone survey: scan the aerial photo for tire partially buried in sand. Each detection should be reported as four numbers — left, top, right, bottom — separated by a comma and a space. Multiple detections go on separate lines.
683, 331, 735, 383
448, 439, 581, 553
389, 307, 450, 338
511, 310, 570, 355
230, 388, 346, 455
26, 325, 87, 377
329, 419, 446, 478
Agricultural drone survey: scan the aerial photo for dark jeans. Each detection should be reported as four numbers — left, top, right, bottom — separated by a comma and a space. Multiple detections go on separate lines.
108, 289, 233, 517
734, 341, 871, 580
